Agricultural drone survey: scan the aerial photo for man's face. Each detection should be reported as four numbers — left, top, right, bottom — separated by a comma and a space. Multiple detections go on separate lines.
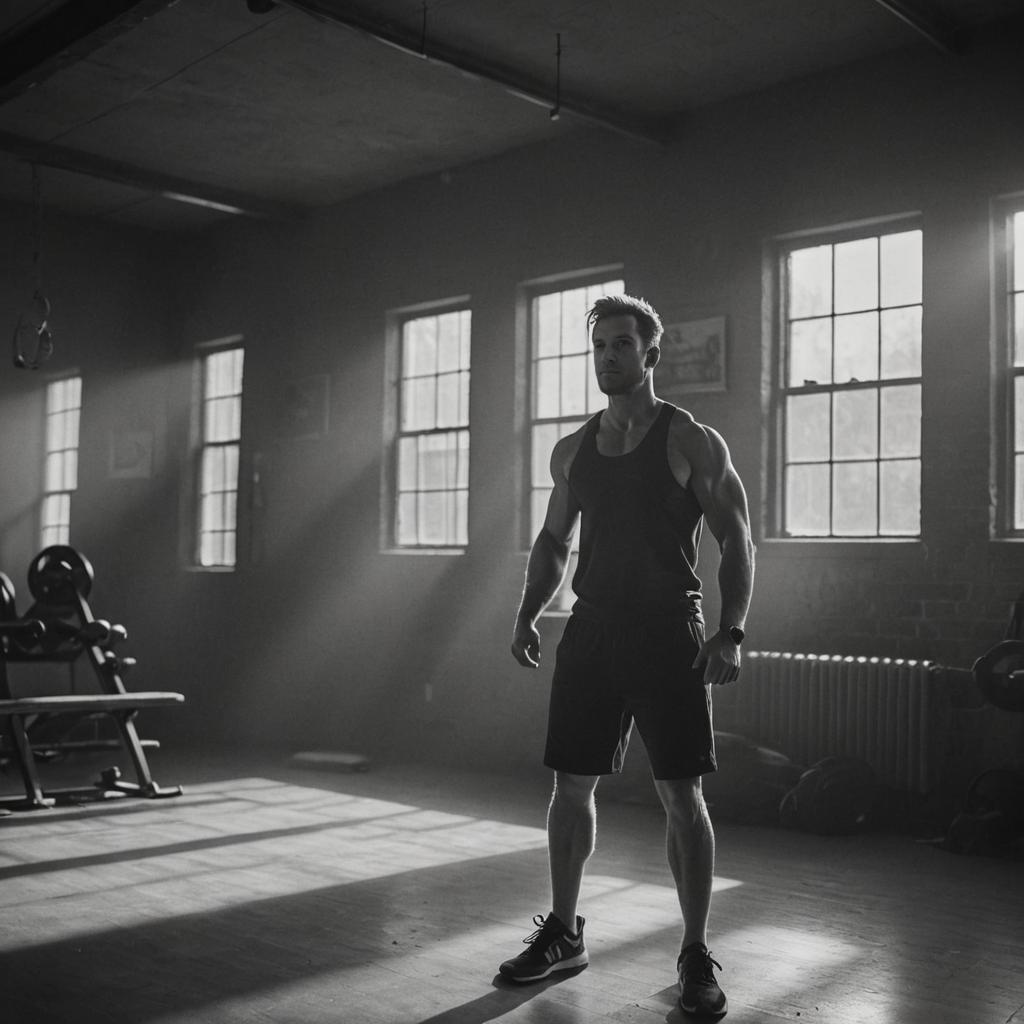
591, 314, 651, 395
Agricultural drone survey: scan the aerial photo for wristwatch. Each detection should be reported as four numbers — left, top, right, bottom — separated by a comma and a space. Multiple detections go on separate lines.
721, 625, 745, 645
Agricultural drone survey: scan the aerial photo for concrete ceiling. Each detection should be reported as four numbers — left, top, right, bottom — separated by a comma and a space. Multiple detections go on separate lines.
0, 0, 1019, 232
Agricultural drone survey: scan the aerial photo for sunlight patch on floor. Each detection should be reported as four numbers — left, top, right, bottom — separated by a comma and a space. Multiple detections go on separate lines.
0, 777, 550, 951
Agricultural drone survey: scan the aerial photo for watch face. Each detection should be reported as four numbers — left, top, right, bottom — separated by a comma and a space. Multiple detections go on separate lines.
728, 626, 745, 644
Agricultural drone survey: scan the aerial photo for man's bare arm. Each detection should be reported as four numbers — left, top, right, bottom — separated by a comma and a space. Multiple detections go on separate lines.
511, 434, 582, 668
683, 422, 755, 685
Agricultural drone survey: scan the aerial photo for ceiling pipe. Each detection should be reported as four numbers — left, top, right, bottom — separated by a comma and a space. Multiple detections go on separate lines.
257, 0, 669, 147
869, 0, 970, 55
0, 131, 300, 221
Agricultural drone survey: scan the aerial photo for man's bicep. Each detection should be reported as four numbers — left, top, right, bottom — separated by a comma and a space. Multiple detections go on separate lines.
543, 475, 580, 546
690, 428, 750, 544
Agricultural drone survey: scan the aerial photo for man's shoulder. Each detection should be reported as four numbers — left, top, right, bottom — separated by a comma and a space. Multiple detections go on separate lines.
550, 417, 594, 480
663, 404, 728, 461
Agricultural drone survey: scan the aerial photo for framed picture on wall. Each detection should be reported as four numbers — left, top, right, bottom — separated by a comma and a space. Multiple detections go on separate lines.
108, 429, 154, 479
281, 374, 330, 440
659, 316, 727, 395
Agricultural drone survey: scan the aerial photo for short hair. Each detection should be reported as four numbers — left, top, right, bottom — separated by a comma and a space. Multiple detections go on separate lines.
586, 294, 664, 349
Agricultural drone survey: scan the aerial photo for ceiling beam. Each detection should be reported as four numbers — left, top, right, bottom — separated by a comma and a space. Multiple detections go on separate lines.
0, 131, 301, 220
0, 0, 181, 105
258, 0, 670, 148
870, 0, 970, 55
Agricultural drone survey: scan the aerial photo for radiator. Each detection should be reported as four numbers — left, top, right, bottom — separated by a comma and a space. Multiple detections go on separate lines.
733, 651, 935, 793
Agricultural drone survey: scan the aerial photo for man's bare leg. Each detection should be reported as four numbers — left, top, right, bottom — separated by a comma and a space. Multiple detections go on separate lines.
548, 771, 600, 930
653, 775, 714, 949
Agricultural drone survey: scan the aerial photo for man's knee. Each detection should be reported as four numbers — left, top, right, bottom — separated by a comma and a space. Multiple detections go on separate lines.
654, 776, 708, 827
552, 771, 600, 807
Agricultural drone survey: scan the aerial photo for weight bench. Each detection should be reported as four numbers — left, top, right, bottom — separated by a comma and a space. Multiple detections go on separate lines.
0, 692, 185, 810
0, 546, 186, 812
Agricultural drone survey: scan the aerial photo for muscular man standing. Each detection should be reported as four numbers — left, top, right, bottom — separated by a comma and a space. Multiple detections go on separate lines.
501, 295, 754, 1020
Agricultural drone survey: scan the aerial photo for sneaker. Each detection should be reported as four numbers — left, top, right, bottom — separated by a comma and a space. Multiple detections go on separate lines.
498, 913, 588, 983
678, 942, 728, 1018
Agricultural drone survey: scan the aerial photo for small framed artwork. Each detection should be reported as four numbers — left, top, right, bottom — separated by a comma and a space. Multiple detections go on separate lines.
281, 374, 330, 439
109, 430, 154, 479
659, 316, 727, 395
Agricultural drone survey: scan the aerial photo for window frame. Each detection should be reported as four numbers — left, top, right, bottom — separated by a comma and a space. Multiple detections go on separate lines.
40, 373, 83, 549
768, 216, 924, 542
382, 298, 472, 554
995, 196, 1024, 536
192, 339, 245, 571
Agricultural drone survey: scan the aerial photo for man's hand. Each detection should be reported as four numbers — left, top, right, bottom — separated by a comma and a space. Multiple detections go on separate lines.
511, 619, 541, 668
692, 630, 741, 686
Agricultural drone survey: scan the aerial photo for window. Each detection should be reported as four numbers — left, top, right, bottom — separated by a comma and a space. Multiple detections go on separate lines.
528, 274, 624, 610
197, 346, 244, 567
393, 307, 471, 548
41, 375, 82, 547
776, 226, 922, 538
1006, 207, 1024, 528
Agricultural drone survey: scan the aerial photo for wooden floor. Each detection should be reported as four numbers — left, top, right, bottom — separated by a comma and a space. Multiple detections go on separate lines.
1, 748, 1022, 1024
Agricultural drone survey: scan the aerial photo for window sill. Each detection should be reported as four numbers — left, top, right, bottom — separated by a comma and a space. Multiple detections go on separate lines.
381, 547, 467, 556
757, 537, 925, 558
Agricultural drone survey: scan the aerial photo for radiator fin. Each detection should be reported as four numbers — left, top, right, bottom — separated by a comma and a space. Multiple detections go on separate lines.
737, 652, 933, 793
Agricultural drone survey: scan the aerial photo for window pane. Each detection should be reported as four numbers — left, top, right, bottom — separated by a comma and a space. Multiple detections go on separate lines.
420, 491, 446, 546
456, 430, 469, 489
785, 463, 830, 536
436, 372, 462, 428
454, 490, 468, 547
1016, 453, 1024, 530
786, 393, 830, 462
789, 246, 832, 319
536, 293, 561, 358
560, 288, 589, 354
202, 447, 225, 493
789, 317, 832, 386
1016, 377, 1024, 454
880, 385, 921, 458
397, 493, 418, 545
398, 436, 417, 491
404, 317, 437, 377
1014, 292, 1024, 367
834, 312, 878, 383
833, 462, 877, 535
1014, 212, 1024, 293
834, 237, 878, 314
437, 313, 463, 373
833, 389, 878, 460
880, 460, 920, 535
401, 375, 436, 431
206, 396, 240, 442
881, 306, 922, 379
45, 452, 63, 492
64, 450, 78, 491
880, 230, 922, 307
535, 358, 560, 419
532, 424, 558, 487
560, 354, 587, 416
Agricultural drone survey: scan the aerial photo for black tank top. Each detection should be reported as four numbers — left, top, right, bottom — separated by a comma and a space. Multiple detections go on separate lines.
568, 402, 704, 622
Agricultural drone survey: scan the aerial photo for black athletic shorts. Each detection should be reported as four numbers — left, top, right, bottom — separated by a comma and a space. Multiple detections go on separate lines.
543, 614, 717, 780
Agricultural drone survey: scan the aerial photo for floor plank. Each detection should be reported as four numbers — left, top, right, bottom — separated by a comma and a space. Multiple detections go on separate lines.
1, 749, 1021, 1023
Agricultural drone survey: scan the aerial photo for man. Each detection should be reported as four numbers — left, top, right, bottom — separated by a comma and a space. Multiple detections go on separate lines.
502, 294, 754, 1020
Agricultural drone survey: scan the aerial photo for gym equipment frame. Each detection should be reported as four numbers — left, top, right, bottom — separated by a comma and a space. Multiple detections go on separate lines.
0, 546, 185, 811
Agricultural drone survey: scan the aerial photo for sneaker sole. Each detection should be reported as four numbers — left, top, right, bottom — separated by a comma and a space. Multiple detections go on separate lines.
499, 951, 589, 983
679, 994, 728, 1019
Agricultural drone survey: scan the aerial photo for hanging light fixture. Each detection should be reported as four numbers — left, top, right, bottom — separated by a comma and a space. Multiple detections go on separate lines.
12, 164, 54, 370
